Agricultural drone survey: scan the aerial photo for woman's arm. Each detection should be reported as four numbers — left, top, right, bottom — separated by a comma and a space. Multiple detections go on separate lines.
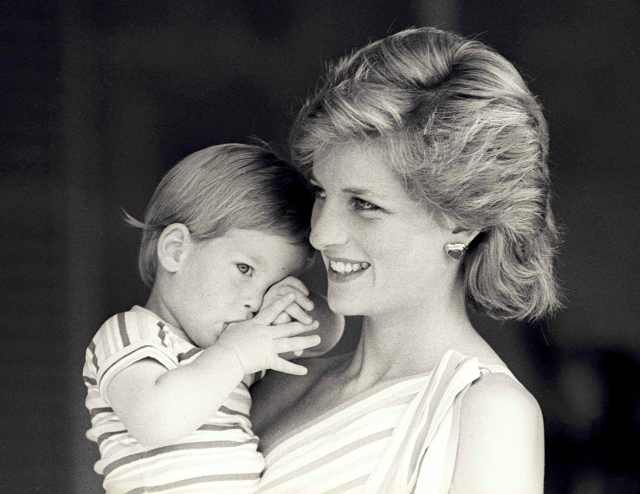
450, 373, 545, 494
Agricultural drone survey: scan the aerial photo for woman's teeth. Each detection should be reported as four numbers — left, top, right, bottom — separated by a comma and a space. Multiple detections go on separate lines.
329, 260, 370, 274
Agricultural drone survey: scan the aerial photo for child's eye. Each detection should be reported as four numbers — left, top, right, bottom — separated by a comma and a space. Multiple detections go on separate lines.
236, 263, 254, 276
352, 197, 380, 211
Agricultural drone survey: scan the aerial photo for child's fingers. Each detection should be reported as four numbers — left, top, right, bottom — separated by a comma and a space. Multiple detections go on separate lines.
276, 276, 309, 296
292, 292, 314, 312
285, 304, 313, 325
271, 320, 319, 339
271, 287, 314, 312
271, 357, 308, 376
274, 335, 321, 355
273, 312, 292, 325
255, 294, 296, 324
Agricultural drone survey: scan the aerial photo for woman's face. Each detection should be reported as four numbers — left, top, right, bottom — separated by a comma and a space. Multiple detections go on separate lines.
309, 142, 455, 317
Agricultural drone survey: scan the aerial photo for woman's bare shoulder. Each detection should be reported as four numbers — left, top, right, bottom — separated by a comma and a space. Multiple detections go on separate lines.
452, 372, 544, 494
462, 372, 542, 431
251, 353, 350, 435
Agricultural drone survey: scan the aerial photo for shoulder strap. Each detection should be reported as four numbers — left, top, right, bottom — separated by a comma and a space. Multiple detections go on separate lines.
366, 350, 482, 494
412, 358, 521, 493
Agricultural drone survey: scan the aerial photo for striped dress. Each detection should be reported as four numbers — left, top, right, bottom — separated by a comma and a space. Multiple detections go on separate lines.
83, 306, 264, 494
258, 350, 514, 494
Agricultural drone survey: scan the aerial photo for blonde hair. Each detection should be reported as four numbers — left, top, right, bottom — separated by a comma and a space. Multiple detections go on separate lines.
291, 27, 561, 321
127, 143, 313, 287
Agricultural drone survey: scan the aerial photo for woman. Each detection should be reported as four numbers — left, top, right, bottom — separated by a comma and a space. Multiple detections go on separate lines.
252, 27, 560, 493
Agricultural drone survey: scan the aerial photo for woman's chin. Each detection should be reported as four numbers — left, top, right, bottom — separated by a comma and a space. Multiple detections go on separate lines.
326, 290, 368, 317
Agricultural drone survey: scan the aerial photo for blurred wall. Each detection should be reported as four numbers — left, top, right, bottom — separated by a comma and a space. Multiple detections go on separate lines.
3, 1, 640, 493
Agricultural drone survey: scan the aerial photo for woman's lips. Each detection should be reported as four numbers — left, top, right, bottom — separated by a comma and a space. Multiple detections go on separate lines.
325, 257, 371, 283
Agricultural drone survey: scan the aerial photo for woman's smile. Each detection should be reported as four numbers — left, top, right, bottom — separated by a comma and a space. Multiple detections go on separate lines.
324, 256, 371, 282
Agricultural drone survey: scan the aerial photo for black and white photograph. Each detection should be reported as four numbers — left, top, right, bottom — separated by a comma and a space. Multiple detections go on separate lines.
3, 1, 640, 493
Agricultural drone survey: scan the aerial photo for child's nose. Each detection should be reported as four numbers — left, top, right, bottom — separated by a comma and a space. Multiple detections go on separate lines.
243, 294, 262, 314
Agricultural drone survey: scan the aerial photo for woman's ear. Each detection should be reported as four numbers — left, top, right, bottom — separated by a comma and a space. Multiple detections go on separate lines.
451, 226, 480, 245
157, 223, 192, 273
443, 224, 481, 261
441, 214, 480, 245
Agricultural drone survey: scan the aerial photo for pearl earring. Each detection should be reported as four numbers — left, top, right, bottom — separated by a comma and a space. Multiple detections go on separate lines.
444, 242, 467, 260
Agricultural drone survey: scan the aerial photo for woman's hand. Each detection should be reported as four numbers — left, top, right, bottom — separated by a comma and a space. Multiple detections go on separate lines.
218, 294, 320, 376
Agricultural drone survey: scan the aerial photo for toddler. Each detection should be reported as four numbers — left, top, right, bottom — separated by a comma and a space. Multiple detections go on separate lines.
83, 144, 342, 493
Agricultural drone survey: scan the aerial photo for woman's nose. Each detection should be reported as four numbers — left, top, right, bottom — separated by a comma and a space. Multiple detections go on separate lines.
309, 201, 348, 250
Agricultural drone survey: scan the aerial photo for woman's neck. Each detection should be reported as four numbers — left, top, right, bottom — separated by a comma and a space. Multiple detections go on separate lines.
341, 278, 480, 389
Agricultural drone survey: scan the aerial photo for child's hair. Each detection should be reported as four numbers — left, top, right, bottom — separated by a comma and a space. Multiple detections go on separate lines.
126, 143, 314, 287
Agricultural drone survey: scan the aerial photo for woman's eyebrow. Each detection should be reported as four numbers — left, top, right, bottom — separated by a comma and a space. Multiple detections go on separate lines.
343, 186, 376, 196
310, 173, 387, 198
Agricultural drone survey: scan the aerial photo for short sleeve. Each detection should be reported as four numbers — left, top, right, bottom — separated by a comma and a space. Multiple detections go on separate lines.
88, 310, 179, 403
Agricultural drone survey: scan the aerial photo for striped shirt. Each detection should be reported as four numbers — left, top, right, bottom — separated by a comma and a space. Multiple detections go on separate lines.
83, 306, 264, 494
258, 350, 514, 494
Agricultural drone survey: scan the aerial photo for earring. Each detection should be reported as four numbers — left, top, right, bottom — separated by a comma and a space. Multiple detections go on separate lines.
444, 242, 467, 260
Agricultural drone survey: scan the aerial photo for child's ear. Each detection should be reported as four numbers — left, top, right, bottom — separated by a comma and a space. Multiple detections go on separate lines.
157, 223, 192, 272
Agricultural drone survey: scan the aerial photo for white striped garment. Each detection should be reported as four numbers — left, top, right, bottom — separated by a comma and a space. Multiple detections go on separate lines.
83, 306, 264, 494
258, 350, 514, 494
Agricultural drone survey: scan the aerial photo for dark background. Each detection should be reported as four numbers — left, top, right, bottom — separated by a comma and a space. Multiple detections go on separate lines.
3, 1, 640, 493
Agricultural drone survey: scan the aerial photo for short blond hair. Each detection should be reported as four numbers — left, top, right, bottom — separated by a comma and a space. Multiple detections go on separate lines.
127, 143, 313, 287
291, 27, 561, 321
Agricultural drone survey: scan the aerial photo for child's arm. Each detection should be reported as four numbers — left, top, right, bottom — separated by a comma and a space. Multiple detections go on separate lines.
107, 294, 320, 448
262, 277, 345, 357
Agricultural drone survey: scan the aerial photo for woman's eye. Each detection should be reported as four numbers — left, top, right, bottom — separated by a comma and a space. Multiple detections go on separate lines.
236, 263, 254, 276
311, 185, 326, 200
352, 197, 380, 211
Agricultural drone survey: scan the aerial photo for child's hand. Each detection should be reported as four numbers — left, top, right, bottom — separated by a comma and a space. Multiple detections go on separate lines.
217, 294, 320, 376
261, 276, 314, 326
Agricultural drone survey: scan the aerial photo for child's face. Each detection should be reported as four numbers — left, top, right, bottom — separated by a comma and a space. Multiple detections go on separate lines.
167, 228, 308, 348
